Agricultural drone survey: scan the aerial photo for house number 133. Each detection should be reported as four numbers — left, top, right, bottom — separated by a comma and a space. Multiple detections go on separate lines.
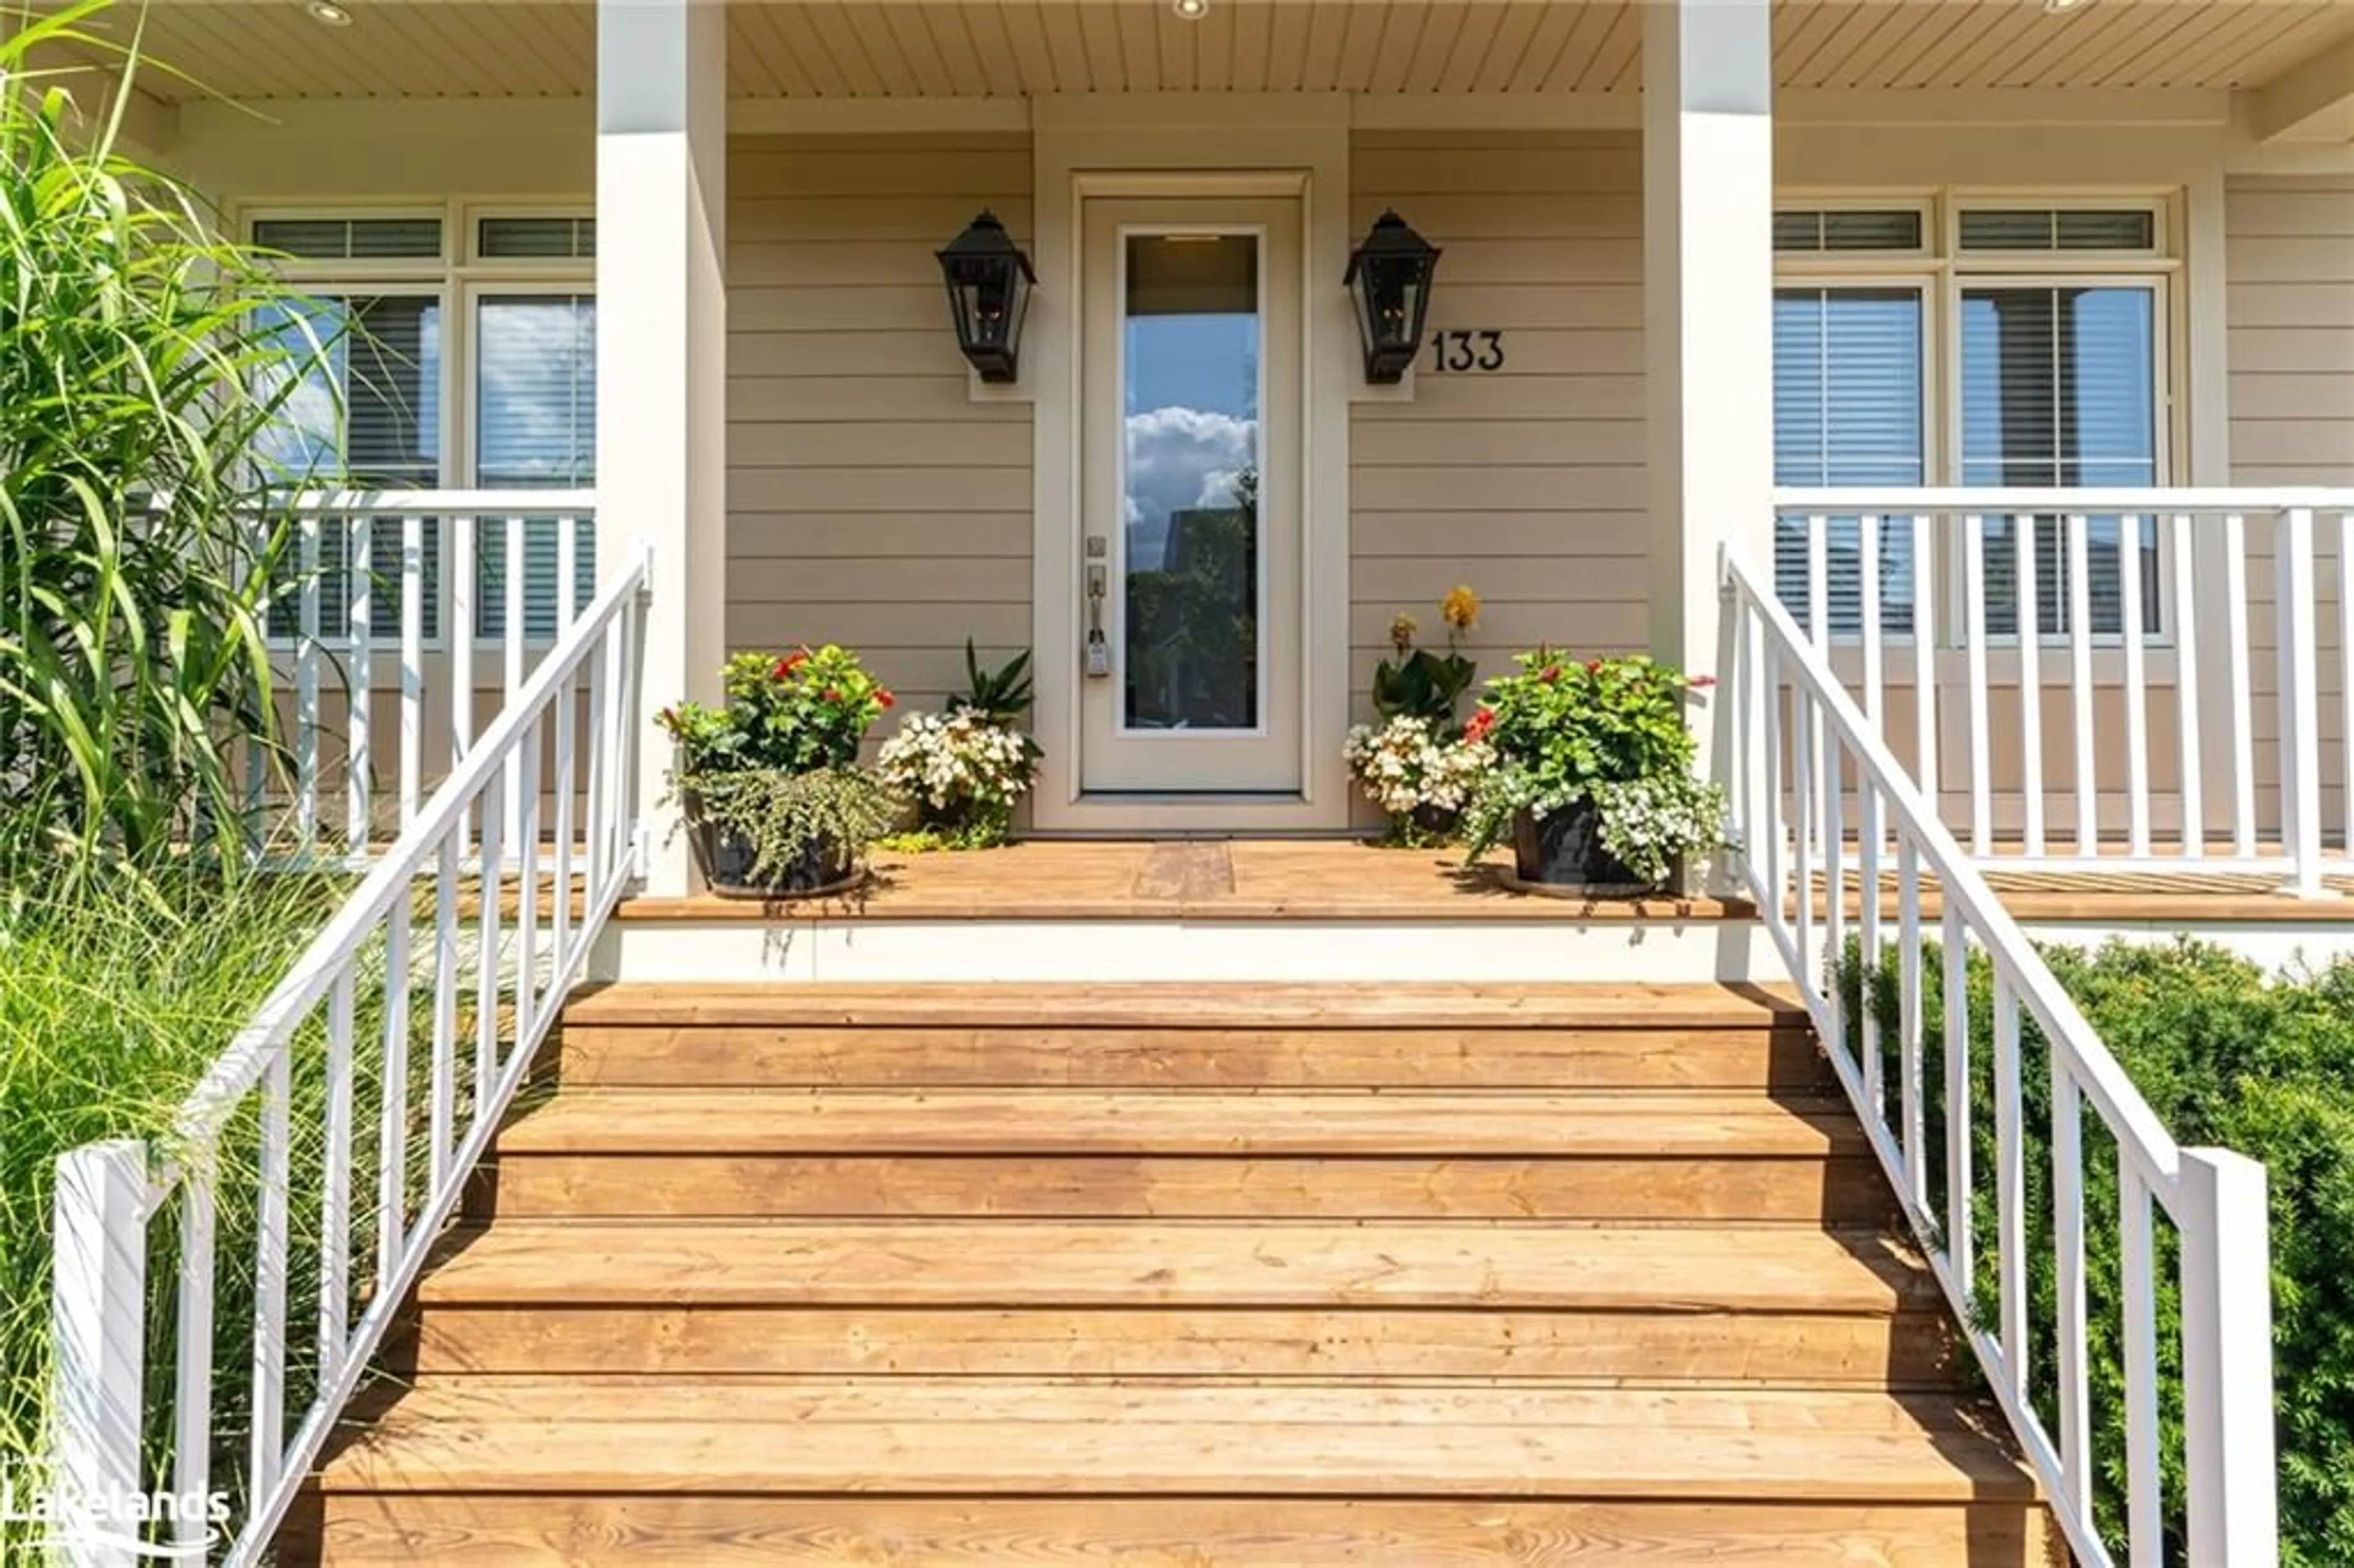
1426, 329, 1506, 372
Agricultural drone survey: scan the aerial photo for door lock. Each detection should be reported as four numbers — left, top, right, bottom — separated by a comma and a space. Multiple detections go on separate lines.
1084, 538, 1111, 679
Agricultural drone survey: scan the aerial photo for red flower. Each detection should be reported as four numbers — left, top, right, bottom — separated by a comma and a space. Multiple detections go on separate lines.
1585, 659, 1602, 674
1688, 674, 1717, 689
1464, 707, 1497, 744
1539, 664, 1562, 683
772, 650, 809, 680
877, 688, 897, 709
823, 687, 844, 702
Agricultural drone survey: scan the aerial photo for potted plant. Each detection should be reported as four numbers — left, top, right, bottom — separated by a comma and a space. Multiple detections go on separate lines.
656, 646, 897, 898
1457, 650, 1733, 893
1346, 586, 1485, 845
876, 641, 1043, 850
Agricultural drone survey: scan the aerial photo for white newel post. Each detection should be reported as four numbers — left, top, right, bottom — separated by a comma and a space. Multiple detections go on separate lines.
50, 1140, 148, 1568
597, 0, 727, 896
1644, 0, 1775, 872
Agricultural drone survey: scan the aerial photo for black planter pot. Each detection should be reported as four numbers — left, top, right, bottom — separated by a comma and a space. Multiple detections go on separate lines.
687, 816, 858, 900
1512, 801, 1653, 892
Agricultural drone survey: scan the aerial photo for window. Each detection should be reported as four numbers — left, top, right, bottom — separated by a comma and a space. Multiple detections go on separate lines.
474, 294, 596, 640
259, 294, 443, 640
1772, 192, 2173, 642
250, 206, 593, 646
1773, 287, 1925, 636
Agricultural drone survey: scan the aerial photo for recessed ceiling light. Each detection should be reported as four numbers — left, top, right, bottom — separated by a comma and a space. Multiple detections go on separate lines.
2042, 0, 2089, 12
306, 0, 352, 26
1173, 0, 1209, 20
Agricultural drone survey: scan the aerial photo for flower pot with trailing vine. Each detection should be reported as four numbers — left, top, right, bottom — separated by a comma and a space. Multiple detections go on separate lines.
657, 646, 897, 899
875, 641, 1043, 851
1457, 651, 1735, 894
1347, 587, 1487, 846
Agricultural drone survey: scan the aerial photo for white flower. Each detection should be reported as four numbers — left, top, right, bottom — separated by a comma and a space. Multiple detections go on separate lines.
1343, 715, 1495, 819
877, 708, 1040, 816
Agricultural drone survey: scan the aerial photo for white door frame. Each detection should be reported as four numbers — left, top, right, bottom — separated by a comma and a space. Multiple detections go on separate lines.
1027, 97, 1357, 833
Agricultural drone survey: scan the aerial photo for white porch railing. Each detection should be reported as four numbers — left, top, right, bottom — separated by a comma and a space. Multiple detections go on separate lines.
1723, 544, 2279, 1567
1774, 488, 2354, 895
47, 546, 647, 1567
259, 489, 598, 861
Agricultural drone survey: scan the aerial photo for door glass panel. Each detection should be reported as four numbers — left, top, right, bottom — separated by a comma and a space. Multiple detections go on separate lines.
1122, 232, 1260, 731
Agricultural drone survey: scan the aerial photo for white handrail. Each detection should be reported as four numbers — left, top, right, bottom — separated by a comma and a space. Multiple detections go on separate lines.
1722, 544, 2279, 1567
47, 546, 650, 1566
1771, 486, 2354, 895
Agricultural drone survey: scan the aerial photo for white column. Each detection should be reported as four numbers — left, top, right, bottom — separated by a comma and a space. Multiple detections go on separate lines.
1644, 0, 1775, 748
598, 0, 727, 896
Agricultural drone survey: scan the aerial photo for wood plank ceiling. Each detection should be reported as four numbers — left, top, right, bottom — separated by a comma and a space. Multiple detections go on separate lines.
74, 1, 2354, 102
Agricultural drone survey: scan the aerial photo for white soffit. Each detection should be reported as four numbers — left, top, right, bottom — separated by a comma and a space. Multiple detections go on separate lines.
34, 0, 2354, 104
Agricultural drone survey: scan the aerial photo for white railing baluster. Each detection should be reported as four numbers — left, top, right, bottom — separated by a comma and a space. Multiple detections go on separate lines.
2276, 505, 2324, 896
295, 514, 322, 848
171, 1151, 216, 1558
1941, 904, 1973, 1301
474, 759, 506, 1126
1965, 514, 1992, 856
2119, 516, 2151, 857
378, 899, 411, 1291
2065, 514, 2096, 854
1911, 511, 1937, 813
2223, 512, 2255, 858
2052, 1061, 2091, 1525
318, 967, 355, 1385
1792, 681, 1816, 1008
1897, 837, 1925, 1213
503, 517, 527, 848
347, 513, 371, 855
249, 1046, 291, 1504
514, 715, 543, 1051
1859, 777, 1882, 1121
400, 514, 424, 830
1822, 718, 1846, 1059
2015, 514, 2046, 859
429, 834, 461, 1193
451, 512, 476, 850
2174, 512, 2206, 859
2339, 512, 2354, 865
2119, 1157, 2162, 1568
1992, 973, 2027, 1402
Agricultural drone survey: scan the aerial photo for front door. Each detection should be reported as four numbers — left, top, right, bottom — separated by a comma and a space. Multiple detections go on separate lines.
1078, 196, 1303, 795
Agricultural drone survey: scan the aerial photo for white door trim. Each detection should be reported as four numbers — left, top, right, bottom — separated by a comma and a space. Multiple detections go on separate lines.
1029, 105, 1355, 832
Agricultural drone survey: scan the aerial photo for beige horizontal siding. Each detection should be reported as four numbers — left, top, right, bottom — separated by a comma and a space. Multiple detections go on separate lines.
725, 132, 1033, 712
2226, 174, 2354, 836
1348, 129, 1649, 748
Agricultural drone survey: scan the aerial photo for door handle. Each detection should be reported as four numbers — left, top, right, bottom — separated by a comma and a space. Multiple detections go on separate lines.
1084, 540, 1111, 678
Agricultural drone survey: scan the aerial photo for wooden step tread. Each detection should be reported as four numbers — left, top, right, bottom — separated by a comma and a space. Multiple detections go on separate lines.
417, 1220, 1935, 1312
560, 981, 1807, 1030
493, 1089, 1862, 1156
318, 1378, 2035, 1502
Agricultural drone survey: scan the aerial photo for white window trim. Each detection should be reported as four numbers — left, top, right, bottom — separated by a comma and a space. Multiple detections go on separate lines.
245, 199, 594, 654
1773, 189, 2182, 653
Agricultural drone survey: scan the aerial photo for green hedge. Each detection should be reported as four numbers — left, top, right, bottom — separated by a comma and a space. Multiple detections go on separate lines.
1842, 937, 2354, 1564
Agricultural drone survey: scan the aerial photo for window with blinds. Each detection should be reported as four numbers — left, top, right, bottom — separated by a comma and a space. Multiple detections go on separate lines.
1772, 209, 1924, 254
1772, 287, 1926, 636
1956, 207, 2157, 254
478, 216, 596, 260
1960, 284, 2163, 636
252, 216, 444, 261
473, 294, 596, 640
258, 295, 443, 641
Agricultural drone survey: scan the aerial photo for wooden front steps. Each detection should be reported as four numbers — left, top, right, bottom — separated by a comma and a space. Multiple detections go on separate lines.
300, 983, 2052, 1566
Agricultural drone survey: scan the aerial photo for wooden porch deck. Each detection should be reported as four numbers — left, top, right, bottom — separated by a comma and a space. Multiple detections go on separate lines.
614, 837, 2350, 924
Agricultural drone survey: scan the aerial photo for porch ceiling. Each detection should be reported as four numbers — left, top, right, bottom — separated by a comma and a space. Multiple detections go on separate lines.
48, 0, 2354, 103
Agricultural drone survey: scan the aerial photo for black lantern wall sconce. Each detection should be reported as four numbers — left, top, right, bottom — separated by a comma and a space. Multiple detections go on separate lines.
1343, 208, 1442, 384
937, 210, 1035, 384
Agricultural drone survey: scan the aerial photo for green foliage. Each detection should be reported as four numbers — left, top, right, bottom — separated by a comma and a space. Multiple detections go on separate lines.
952, 639, 1037, 728
657, 647, 893, 778
1371, 649, 1478, 726
0, 872, 380, 1552
1838, 937, 2354, 1564
1457, 651, 1724, 870
0, 4, 339, 881
683, 766, 894, 885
